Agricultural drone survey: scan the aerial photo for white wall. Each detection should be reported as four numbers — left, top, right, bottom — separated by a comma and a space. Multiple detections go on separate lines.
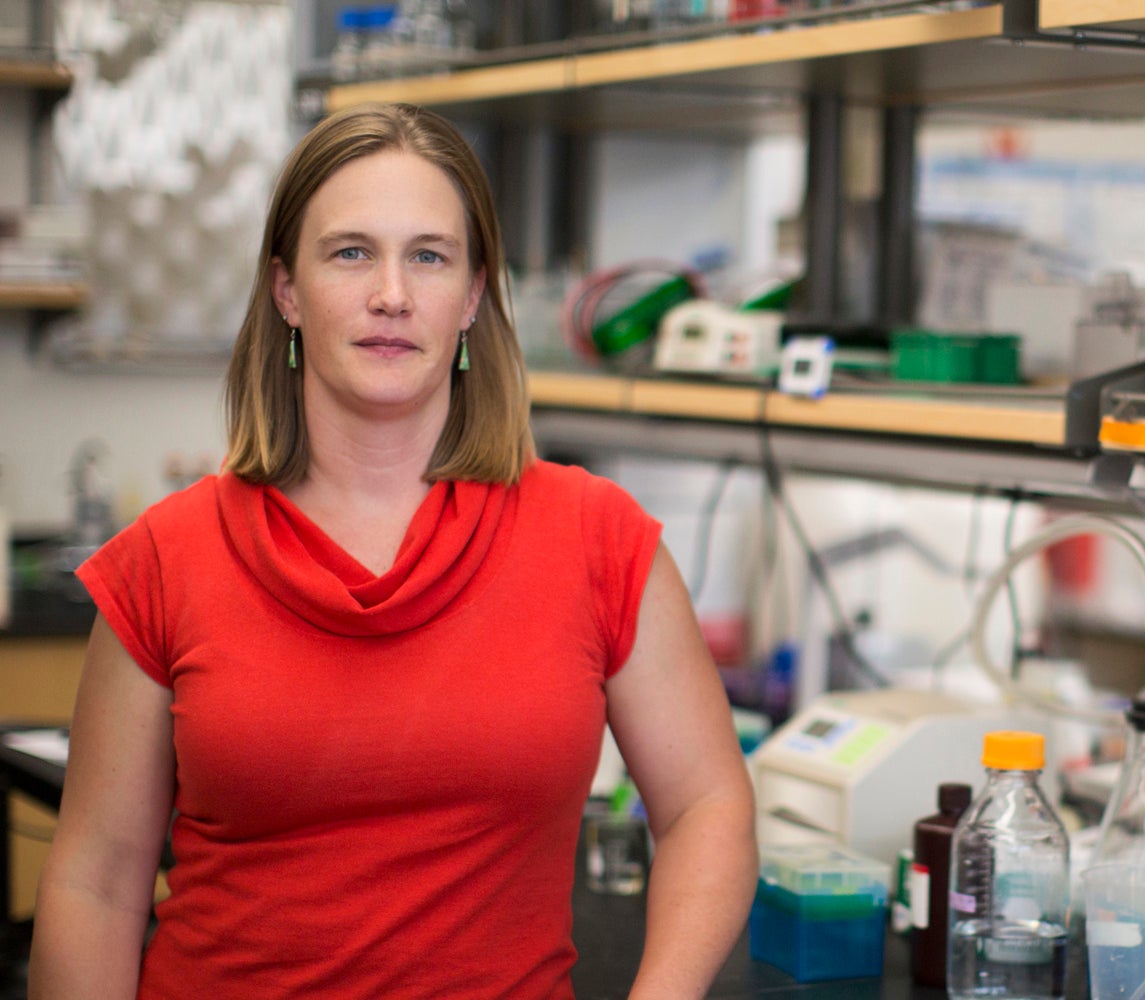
0, 331, 225, 533
589, 132, 747, 272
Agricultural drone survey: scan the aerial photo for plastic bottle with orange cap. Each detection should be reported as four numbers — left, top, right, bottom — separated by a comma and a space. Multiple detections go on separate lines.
947, 730, 1071, 1000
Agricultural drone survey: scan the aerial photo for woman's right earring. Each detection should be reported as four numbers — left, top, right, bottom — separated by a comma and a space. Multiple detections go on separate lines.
288, 328, 298, 370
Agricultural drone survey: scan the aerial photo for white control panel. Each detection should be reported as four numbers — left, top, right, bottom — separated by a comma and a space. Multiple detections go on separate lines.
654, 300, 782, 376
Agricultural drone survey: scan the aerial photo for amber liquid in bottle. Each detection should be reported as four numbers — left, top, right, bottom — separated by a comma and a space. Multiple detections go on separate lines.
910, 782, 972, 988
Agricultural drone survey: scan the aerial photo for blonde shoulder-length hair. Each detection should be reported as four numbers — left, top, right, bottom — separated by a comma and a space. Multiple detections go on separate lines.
223, 102, 535, 487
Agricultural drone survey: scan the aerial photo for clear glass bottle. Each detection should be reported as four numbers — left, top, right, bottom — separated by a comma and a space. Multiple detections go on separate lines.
947, 731, 1070, 1000
414, 0, 450, 50
331, 6, 366, 81
1092, 693, 1145, 868
392, 0, 418, 47
360, 5, 398, 80
445, 0, 475, 54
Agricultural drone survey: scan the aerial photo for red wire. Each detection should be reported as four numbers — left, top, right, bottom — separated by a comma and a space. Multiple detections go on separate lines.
559, 260, 707, 363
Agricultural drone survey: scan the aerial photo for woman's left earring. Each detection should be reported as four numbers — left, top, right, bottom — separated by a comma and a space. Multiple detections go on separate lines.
458, 328, 470, 372
288, 327, 298, 370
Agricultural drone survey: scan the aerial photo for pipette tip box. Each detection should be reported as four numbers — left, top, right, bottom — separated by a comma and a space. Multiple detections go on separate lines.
749, 843, 890, 982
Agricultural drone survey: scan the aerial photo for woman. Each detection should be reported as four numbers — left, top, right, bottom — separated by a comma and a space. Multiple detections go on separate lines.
29, 103, 756, 999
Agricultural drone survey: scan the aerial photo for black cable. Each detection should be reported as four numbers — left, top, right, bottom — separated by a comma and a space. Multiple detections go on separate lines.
963, 486, 988, 600
687, 458, 740, 603
1002, 493, 1025, 680
757, 461, 786, 639
759, 424, 893, 690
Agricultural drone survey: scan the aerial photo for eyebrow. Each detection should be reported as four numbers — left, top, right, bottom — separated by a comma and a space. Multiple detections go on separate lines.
316, 230, 463, 250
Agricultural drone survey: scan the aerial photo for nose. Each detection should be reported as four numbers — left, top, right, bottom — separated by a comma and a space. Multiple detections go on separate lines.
367, 261, 411, 315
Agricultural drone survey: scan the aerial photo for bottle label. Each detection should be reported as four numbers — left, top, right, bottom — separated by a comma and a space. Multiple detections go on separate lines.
950, 889, 976, 915
909, 863, 930, 929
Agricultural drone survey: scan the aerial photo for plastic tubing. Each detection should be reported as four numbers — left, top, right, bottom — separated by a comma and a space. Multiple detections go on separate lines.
968, 512, 1145, 727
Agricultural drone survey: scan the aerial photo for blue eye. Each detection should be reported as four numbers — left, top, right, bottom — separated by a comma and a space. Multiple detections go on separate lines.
414, 249, 443, 264
337, 247, 367, 260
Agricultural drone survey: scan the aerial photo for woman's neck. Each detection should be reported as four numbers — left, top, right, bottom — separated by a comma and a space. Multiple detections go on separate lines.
283, 405, 446, 575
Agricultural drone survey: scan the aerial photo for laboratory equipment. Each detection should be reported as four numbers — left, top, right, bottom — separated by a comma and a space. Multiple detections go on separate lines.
1082, 863, 1145, 1000
749, 688, 1048, 871
749, 842, 889, 982
561, 264, 703, 364
583, 811, 648, 895
1092, 693, 1145, 868
652, 300, 781, 376
910, 781, 972, 988
1071, 272, 1145, 381
331, 6, 366, 80
948, 731, 1070, 1000
777, 336, 834, 397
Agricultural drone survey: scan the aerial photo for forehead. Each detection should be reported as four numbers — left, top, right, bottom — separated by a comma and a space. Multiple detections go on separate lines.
303, 149, 468, 234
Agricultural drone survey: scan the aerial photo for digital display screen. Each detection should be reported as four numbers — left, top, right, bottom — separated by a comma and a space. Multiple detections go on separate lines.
683, 325, 704, 341
793, 358, 813, 375
802, 718, 837, 740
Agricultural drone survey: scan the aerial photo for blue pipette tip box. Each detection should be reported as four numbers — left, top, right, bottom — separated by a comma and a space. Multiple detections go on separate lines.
749, 843, 890, 982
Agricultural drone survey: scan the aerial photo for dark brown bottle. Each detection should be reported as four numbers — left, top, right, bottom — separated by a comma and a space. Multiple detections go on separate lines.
910, 782, 973, 988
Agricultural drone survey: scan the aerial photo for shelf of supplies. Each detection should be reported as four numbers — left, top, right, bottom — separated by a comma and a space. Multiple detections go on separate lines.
322, 4, 1145, 127
0, 58, 73, 91
0, 282, 88, 311
568, 5, 1001, 88
326, 5, 1003, 119
1039, 0, 1145, 31
527, 371, 1066, 446
526, 372, 1141, 507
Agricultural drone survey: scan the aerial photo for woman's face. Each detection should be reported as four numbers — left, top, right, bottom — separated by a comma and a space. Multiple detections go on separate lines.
272, 149, 485, 427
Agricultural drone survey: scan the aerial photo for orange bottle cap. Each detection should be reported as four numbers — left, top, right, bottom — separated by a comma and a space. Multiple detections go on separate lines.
982, 730, 1044, 770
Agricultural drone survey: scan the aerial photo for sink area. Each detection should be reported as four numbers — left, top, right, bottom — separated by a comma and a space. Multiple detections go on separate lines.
4, 536, 98, 637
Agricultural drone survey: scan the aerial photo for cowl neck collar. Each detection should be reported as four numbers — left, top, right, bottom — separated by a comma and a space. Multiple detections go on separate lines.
217, 471, 510, 636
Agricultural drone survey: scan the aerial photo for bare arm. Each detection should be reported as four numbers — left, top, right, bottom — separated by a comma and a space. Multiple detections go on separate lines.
29, 614, 176, 1000
606, 543, 757, 1000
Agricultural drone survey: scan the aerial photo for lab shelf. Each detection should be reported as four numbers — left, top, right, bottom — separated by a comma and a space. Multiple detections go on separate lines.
527, 371, 1065, 445
0, 46, 79, 322
320, 3, 1145, 128
0, 282, 88, 312
0, 57, 72, 92
1038, 0, 1145, 31
526, 372, 1144, 509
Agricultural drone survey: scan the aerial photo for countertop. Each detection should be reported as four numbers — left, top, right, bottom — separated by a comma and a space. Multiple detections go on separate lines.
569, 863, 1092, 1000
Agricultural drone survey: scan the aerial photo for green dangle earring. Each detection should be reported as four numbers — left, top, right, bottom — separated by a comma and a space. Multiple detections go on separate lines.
458, 322, 471, 372
285, 316, 298, 370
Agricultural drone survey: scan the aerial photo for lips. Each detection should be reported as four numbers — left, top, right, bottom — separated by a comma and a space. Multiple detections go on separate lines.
355, 336, 418, 350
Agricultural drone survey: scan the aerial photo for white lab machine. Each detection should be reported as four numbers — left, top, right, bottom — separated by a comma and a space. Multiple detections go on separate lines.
750, 688, 1049, 872
653, 300, 782, 376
